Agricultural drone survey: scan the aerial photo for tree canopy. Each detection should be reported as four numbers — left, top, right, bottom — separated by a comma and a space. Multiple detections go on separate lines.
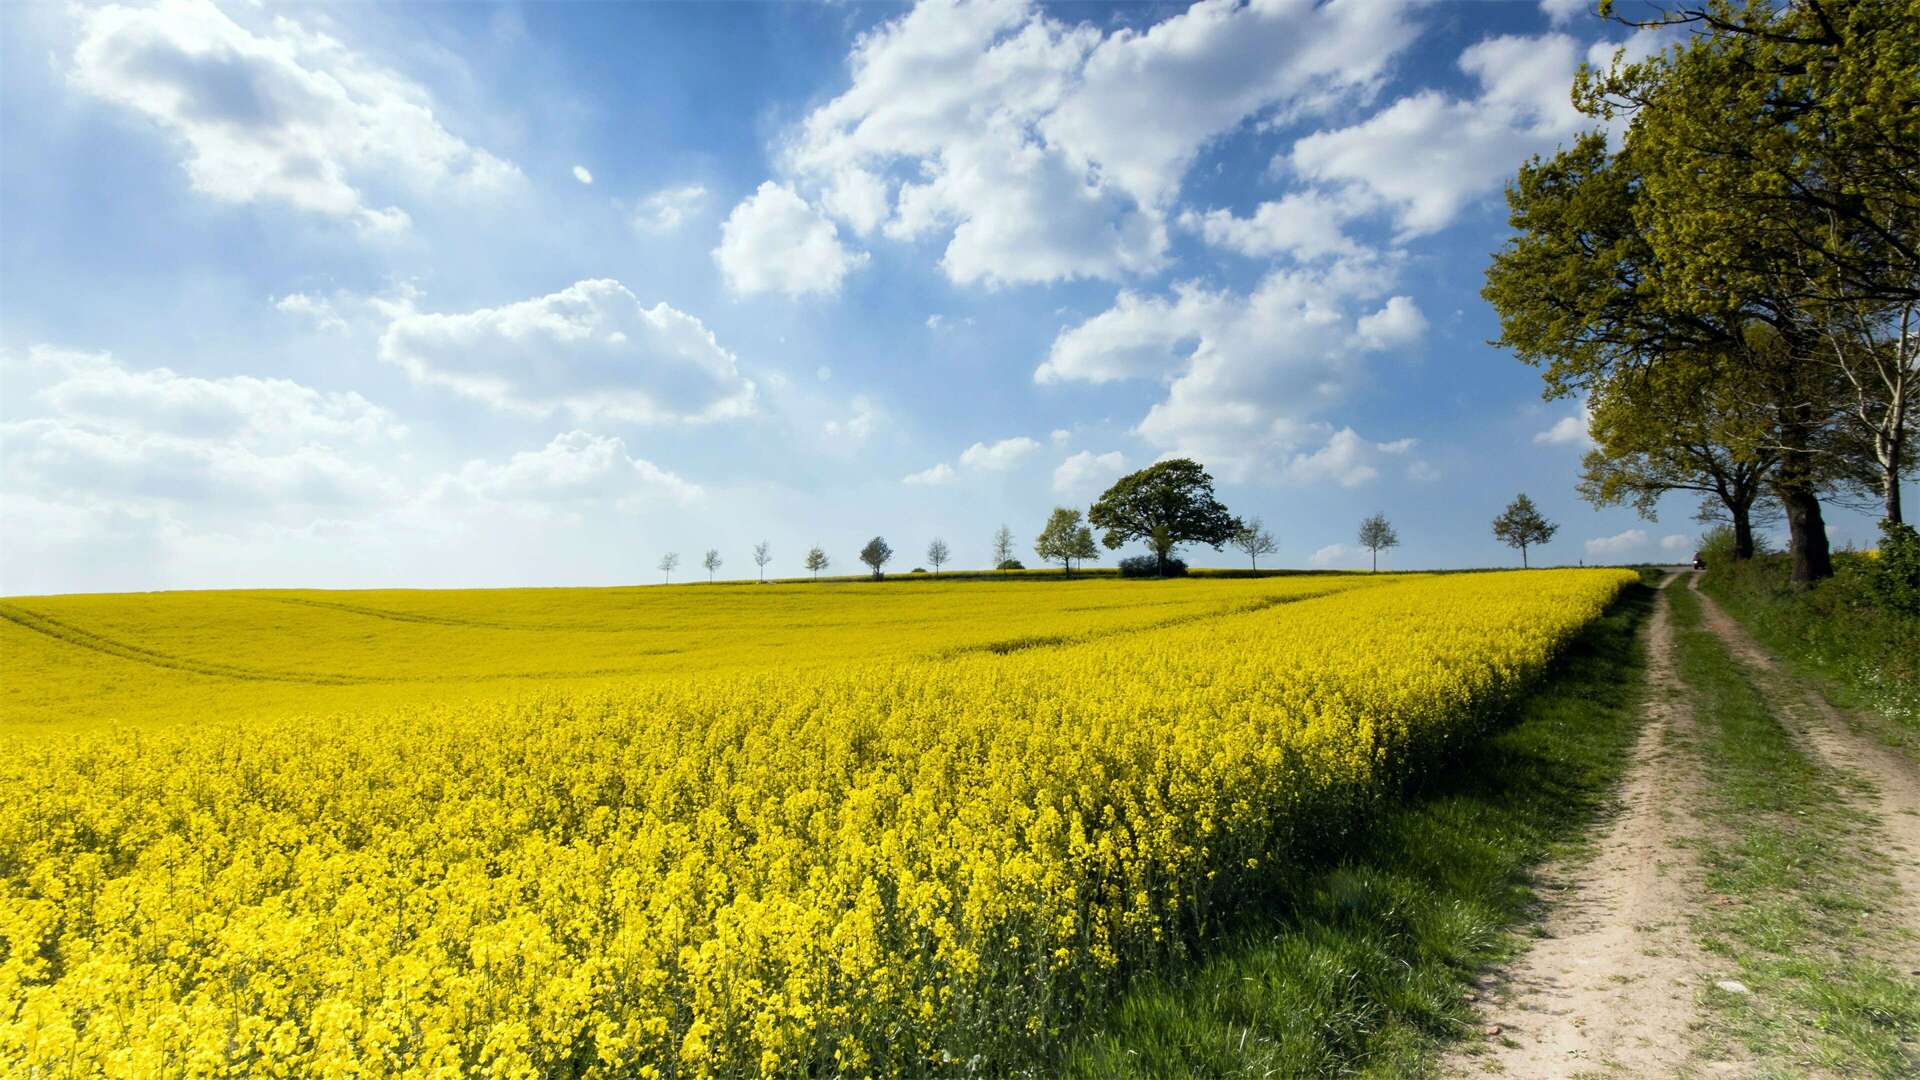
1492, 494, 1558, 568
1088, 458, 1240, 575
1356, 514, 1399, 572
858, 537, 893, 579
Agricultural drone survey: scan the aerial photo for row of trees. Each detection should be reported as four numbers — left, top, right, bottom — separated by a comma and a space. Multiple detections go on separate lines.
1483, 0, 1917, 583
652, 469, 1583, 585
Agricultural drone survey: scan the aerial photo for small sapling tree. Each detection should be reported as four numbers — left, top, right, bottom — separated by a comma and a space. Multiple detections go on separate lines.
1492, 494, 1558, 568
1357, 513, 1399, 572
1232, 517, 1279, 570
858, 536, 894, 579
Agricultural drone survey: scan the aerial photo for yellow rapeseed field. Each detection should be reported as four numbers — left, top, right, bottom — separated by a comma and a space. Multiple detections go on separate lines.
0, 569, 1634, 1077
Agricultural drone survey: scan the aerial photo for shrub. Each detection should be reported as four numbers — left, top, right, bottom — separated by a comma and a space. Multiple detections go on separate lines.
997, 559, 1026, 571
1119, 555, 1188, 578
1869, 520, 1920, 616
910, 567, 928, 574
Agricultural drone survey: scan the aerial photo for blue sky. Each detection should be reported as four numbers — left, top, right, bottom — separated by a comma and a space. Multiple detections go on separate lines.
0, 0, 1897, 594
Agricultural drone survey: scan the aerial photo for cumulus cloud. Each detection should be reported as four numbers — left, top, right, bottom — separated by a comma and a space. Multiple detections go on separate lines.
902, 462, 956, 485
376, 278, 755, 424
1533, 399, 1593, 446
633, 184, 706, 233
713, 181, 867, 297
822, 395, 882, 444
1660, 533, 1691, 553
1355, 295, 1428, 349
1180, 189, 1369, 262
1280, 428, 1417, 488
273, 292, 348, 333
1540, 0, 1590, 27
1309, 543, 1350, 568
1585, 528, 1648, 558
70, 0, 518, 232
1289, 32, 1615, 235
2, 345, 403, 508
776, 0, 1420, 286
959, 435, 1041, 471
1053, 449, 1126, 496
1037, 265, 1424, 479
435, 431, 699, 507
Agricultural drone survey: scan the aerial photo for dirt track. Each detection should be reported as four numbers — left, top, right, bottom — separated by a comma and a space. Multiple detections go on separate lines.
1447, 575, 1720, 1077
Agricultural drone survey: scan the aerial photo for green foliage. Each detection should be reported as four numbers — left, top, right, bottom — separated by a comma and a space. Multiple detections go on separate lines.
1697, 525, 1773, 568
803, 546, 830, 578
1089, 459, 1240, 575
1356, 513, 1398, 572
1119, 555, 1186, 578
857, 536, 893, 579
1491, 494, 1558, 567
996, 559, 1026, 572
1035, 508, 1087, 574
1868, 520, 1920, 617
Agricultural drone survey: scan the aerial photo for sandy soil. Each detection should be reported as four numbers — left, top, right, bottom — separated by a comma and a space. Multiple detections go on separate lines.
1447, 576, 1722, 1078
1688, 574, 1920, 938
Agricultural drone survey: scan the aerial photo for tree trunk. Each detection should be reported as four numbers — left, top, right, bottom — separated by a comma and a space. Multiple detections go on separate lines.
1779, 481, 1833, 584
1521, 544, 1529, 569
1371, 549, 1377, 572
1731, 507, 1756, 561
1889, 468, 1904, 525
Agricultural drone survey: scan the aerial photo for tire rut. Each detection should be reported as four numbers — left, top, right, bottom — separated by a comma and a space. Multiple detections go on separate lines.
1446, 575, 1724, 1078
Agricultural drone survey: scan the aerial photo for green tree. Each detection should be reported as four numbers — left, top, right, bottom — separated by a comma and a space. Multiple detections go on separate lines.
991, 525, 1016, 573
803, 546, 829, 579
926, 537, 950, 575
1481, 132, 1844, 582
1034, 508, 1086, 575
1088, 458, 1240, 576
858, 536, 893, 579
1231, 517, 1278, 570
1357, 513, 1399, 572
1577, 361, 1779, 559
1492, 494, 1558, 568
1067, 525, 1100, 572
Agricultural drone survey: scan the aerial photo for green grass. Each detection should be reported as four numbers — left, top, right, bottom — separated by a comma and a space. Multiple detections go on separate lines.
1665, 584, 1920, 1077
1699, 554, 1920, 753
1053, 583, 1657, 1078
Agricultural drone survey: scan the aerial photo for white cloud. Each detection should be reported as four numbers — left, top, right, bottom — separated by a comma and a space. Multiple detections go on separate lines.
779, 0, 1420, 287
1585, 528, 1648, 558
1309, 543, 1350, 568
376, 279, 756, 424
1660, 533, 1691, 553
1037, 263, 1421, 479
1053, 449, 1126, 496
902, 462, 956, 486
1280, 427, 1415, 488
436, 431, 699, 507
1540, 0, 1590, 27
572, 164, 594, 185
815, 365, 832, 382
959, 435, 1041, 471
1290, 33, 1595, 235
1180, 190, 1369, 261
1407, 459, 1441, 483
1533, 399, 1593, 446
713, 181, 867, 297
633, 184, 706, 233
70, 0, 518, 232
273, 292, 348, 333
1050, 428, 1071, 445
1355, 295, 1428, 349
822, 395, 882, 444
2, 345, 402, 509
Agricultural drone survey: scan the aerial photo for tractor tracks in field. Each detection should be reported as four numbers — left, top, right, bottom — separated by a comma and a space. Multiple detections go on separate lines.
1447, 573, 1722, 1079
1687, 574, 1920, 938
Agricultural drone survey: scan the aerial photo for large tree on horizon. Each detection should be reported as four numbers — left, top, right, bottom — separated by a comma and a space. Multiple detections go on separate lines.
1088, 458, 1240, 576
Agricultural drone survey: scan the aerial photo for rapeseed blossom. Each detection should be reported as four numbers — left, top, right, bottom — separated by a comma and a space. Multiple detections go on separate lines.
0, 570, 1632, 1076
